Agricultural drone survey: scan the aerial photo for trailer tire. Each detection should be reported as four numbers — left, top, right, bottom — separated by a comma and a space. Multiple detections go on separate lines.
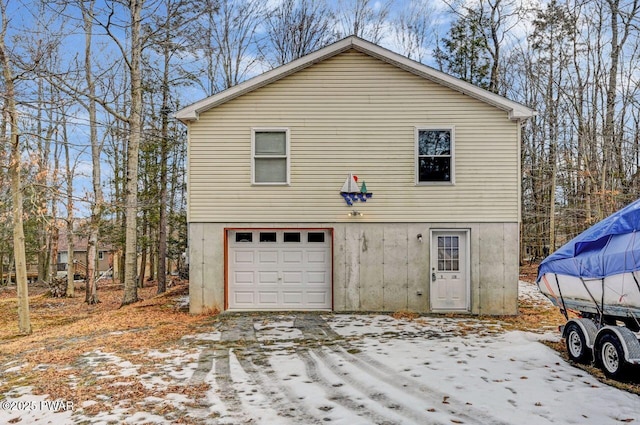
565, 322, 591, 363
595, 333, 628, 379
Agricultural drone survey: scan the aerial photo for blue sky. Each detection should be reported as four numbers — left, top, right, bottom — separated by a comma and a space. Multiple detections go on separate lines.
4, 0, 525, 218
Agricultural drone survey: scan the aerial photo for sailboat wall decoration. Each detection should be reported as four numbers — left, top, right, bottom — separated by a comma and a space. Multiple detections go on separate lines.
340, 173, 373, 206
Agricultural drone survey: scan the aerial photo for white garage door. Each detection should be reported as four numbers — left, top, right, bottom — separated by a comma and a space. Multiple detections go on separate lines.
227, 229, 332, 310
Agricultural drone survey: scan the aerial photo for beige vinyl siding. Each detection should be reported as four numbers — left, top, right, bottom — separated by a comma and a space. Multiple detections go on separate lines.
188, 50, 519, 223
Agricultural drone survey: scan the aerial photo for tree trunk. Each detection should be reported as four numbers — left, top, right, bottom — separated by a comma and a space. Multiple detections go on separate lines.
157, 29, 170, 293
138, 245, 146, 288
62, 110, 75, 297
80, 0, 102, 305
122, 0, 144, 306
1, 5, 31, 335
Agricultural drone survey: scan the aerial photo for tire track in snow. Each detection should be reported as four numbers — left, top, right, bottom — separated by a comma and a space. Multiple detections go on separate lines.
298, 348, 433, 425
189, 345, 253, 422
295, 316, 453, 424
329, 343, 512, 425
294, 315, 509, 425
217, 314, 323, 424
190, 347, 215, 384
234, 349, 325, 425
212, 348, 254, 424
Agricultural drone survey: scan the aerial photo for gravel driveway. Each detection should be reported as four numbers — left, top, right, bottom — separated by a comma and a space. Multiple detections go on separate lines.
176, 311, 639, 425
188, 313, 511, 425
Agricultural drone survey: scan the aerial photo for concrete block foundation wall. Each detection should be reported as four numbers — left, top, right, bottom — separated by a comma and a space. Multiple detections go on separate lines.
188, 222, 519, 316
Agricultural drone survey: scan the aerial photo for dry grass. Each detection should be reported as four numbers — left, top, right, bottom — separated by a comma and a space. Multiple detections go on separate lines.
0, 279, 215, 415
519, 262, 539, 283
0, 280, 207, 354
391, 309, 420, 321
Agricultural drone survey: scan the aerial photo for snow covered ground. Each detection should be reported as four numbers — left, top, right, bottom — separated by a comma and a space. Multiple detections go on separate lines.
1, 281, 639, 424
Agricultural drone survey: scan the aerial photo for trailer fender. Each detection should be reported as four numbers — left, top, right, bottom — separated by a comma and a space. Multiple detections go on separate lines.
562, 318, 598, 349
595, 326, 640, 365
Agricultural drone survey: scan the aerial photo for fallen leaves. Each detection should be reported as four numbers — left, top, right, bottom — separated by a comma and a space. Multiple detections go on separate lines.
0, 279, 214, 417
391, 310, 419, 321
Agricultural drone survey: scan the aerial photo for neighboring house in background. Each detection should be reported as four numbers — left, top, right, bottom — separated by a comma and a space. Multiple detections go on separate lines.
57, 228, 114, 279
176, 36, 535, 315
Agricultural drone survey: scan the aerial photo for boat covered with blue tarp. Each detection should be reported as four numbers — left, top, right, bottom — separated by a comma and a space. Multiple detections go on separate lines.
537, 199, 640, 319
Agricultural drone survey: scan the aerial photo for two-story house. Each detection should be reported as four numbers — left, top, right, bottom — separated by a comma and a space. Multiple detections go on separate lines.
176, 36, 535, 315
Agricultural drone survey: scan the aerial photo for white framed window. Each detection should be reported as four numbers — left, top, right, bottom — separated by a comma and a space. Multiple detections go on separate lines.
252, 128, 290, 185
415, 127, 454, 184
98, 251, 104, 260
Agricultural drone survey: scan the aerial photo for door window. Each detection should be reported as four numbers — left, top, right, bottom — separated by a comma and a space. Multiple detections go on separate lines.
259, 232, 277, 242
236, 232, 253, 242
283, 232, 301, 242
437, 236, 459, 271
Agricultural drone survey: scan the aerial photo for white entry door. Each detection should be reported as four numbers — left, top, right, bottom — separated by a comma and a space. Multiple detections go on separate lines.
227, 229, 332, 310
430, 230, 470, 311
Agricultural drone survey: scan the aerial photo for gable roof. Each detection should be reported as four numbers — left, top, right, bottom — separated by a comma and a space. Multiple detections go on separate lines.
175, 36, 535, 122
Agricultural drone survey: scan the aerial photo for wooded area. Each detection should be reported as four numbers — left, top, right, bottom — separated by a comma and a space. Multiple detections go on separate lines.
1, 0, 639, 332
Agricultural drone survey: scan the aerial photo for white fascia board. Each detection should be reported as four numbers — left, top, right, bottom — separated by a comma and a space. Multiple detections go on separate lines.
175, 37, 357, 122
175, 36, 536, 123
349, 38, 536, 122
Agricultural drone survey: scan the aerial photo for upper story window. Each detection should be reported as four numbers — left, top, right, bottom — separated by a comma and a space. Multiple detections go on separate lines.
416, 128, 454, 184
252, 129, 289, 184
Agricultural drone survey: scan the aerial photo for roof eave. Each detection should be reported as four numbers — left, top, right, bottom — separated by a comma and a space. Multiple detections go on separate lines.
175, 36, 536, 123
348, 38, 536, 121
175, 37, 358, 122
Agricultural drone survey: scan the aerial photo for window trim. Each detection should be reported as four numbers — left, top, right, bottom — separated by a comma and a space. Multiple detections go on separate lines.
414, 126, 455, 185
252, 128, 290, 185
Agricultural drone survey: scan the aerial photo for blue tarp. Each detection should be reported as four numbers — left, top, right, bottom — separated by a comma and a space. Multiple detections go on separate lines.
537, 199, 640, 280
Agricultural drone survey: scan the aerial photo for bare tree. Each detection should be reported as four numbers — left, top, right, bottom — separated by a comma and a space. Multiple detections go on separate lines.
77, 0, 102, 304
335, 0, 392, 43
601, 0, 640, 217
391, 0, 436, 62
62, 110, 76, 298
476, 0, 522, 94
120, 0, 145, 305
206, 0, 265, 91
529, 1, 576, 252
263, 0, 335, 67
0, 1, 31, 334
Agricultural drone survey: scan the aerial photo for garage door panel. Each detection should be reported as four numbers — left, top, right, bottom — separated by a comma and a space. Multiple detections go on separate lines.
282, 271, 303, 284
233, 251, 255, 264
233, 271, 254, 284
307, 291, 329, 304
307, 271, 328, 284
228, 229, 332, 310
258, 271, 279, 284
233, 292, 255, 304
307, 251, 327, 263
258, 292, 278, 304
282, 291, 303, 304
258, 251, 278, 263
282, 250, 303, 263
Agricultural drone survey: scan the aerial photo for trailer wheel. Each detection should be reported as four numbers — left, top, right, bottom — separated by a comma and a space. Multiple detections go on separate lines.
565, 322, 590, 363
596, 333, 628, 379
